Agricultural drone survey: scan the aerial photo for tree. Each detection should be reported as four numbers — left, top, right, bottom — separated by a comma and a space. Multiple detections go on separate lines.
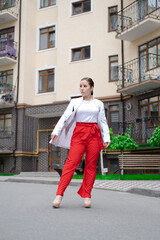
147, 126, 160, 147
107, 125, 138, 155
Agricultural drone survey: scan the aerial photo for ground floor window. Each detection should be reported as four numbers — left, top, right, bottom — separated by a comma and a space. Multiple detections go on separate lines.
109, 105, 119, 133
0, 114, 12, 137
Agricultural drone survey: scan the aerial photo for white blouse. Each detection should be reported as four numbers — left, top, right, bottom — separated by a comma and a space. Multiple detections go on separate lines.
75, 100, 99, 123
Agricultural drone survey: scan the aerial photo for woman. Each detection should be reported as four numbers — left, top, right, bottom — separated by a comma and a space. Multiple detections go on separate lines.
50, 77, 110, 208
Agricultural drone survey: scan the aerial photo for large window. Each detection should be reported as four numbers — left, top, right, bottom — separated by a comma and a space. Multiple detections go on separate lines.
39, 26, 55, 50
72, 45, 90, 62
140, 96, 160, 128
109, 105, 119, 133
139, 37, 160, 81
108, 6, 118, 32
0, 114, 12, 137
0, 70, 13, 94
109, 55, 118, 81
0, 0, 16, 10
72, 0, 91, 15
0, 27, 14, 51
38, 68, 55, 93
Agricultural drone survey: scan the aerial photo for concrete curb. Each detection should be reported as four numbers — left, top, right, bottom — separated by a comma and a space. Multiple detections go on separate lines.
127, 188, 160, 198
1, 176, 160, 199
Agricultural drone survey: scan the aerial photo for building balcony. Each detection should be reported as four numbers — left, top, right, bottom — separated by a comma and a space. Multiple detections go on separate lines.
117, 53, 160, 96
0, 41, 17, 66
116, 0, 160, 41
0, 82, 15, 108
0, 0, 18, 23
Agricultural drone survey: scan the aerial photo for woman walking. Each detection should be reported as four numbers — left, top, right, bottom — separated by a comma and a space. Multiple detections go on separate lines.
50, 77, 110, 208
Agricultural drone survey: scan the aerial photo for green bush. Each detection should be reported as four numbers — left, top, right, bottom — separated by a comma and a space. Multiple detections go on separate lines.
147, 126, 160, 147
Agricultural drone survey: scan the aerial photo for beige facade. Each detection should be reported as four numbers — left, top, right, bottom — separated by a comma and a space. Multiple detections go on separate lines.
19, 0, 121, 106
1, 0, 160, 174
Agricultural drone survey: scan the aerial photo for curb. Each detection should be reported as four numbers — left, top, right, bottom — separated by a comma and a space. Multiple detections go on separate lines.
127, 188, 160, 198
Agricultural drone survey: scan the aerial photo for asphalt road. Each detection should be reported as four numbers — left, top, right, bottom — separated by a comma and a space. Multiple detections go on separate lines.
0, 182, 160, 240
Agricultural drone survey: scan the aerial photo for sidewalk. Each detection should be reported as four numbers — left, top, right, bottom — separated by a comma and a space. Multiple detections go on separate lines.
1, 172, 160, 198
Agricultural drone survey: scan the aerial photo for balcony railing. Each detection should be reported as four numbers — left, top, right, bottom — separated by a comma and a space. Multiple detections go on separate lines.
0, 40, 17, 64
0, 0, 19, 20
116, 0, 160, 40
0, 82, 15, 104
112, 117, 160, 144
117, 53, 160, 92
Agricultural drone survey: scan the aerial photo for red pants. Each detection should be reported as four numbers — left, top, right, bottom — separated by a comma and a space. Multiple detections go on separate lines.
56, 122, 104, 198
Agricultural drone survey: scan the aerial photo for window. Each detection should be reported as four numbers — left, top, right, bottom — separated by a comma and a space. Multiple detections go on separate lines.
38, 68, 55, 93
0, 27, 14, 51
139, 36, 160, 81
0, 114, 12, 137
109, 55, 118, 81
108, 6, 118, 32
40, 0, 56, 9
109, 105, 119, 133
39, 26, 55, 50
0, 70, 13, 94
72, 45, 90, 61
0, 0, 16, 10
140, 96, 160, 128
72, 0, 91, 15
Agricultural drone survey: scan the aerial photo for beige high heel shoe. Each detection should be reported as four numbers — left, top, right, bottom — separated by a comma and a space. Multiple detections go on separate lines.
84, 198, 91, 208
52, 195, 63, 208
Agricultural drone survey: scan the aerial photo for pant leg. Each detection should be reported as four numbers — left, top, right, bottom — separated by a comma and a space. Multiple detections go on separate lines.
77, 134, 101, 198
56, 141, 86, 196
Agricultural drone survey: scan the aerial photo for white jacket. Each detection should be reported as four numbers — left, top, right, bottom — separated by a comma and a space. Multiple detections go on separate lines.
50, 97, 110, 149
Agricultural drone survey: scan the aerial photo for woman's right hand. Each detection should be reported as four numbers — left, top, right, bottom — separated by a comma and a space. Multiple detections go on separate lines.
50, 134, 58, 143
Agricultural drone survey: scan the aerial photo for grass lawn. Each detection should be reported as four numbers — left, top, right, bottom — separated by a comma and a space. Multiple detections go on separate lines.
0, 173, 19, 176
72, 174, 160, 180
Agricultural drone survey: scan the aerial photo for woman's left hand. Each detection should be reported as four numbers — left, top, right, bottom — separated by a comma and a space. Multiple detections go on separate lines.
104, 142, 110, 148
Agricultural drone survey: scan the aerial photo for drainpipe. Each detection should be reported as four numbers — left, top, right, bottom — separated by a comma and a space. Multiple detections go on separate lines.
11, 0, 22, 173
121, 0, 125, 135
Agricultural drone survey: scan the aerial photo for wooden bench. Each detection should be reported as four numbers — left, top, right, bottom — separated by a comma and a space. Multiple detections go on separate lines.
119, 154, 160, 175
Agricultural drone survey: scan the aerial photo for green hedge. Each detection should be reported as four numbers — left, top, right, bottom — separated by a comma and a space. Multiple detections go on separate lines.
73, 174, 160, 180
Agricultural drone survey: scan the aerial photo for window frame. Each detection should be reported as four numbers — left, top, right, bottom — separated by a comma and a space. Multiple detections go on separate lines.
140, 96, 160, 128
0, 0, 16, 10
0, 69, 13, 94
109, 55, 118, 82
38, 0, 57, 10
108, 5, 118, 32
36, 66, 56, 95
109, 105, 120, 133
37, 23, 57, 52
0, 114, 12, 138
71, 0, 92, 17
70, 44, 92, 63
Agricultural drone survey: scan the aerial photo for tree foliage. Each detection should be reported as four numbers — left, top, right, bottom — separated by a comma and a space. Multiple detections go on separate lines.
147, 126, 160, 147
107, 125, 138, 155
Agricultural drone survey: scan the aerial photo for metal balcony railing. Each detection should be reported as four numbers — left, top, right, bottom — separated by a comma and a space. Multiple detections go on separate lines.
117, 53, 160, 90
116, 0, 160, 35
0, 0, 18, 18
0, 82, 15, 103
111, 117, 160, 144
0, 40, 17, 60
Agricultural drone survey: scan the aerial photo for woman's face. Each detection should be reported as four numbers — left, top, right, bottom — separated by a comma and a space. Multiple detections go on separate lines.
80, 80, 93, 97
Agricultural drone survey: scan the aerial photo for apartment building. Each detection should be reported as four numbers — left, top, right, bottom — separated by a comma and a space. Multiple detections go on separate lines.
0, 0, 160, 174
